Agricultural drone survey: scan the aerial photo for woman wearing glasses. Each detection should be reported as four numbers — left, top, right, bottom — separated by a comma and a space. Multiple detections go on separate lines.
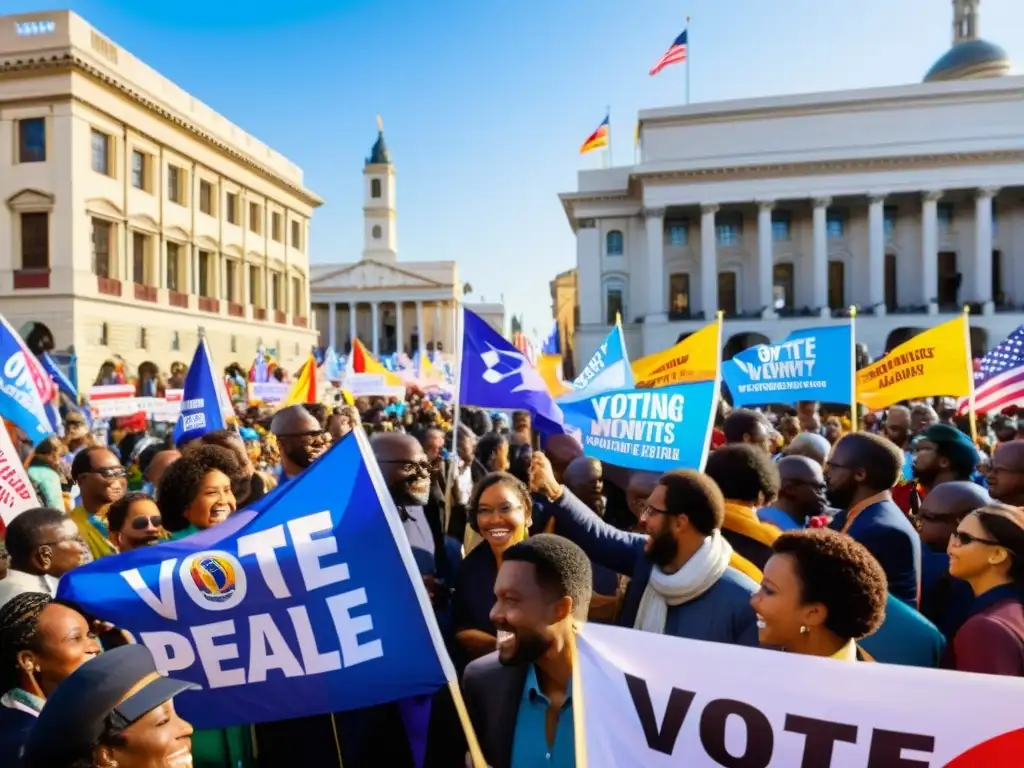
105, 493, 165, 552
945, 505, 1024, 676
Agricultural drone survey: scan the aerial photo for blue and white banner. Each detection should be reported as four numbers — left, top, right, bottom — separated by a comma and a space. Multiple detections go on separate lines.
722, 325, 853, 407
57, 431, 453, 729
572, 324, 634, 395
0, 315, 54, 441
173, 338, 227, 446
559, 381, 717, 472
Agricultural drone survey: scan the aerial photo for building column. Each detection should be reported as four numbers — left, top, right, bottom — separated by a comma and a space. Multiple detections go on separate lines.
922, 191, 942, 315
644, 207, 666, 322
416, 300, 425, 359
371, 301, 380, 355
756, 201, 776, 320
811, 197, 831, 317
395, 301, 404, 356
328, 301, 337, 351
699, 204, 719, 319
433, 302, 441, 349
868, 194, 886, 316
348, 302, 357, 349
975, 187, 998, 315
576, 219, 602, 325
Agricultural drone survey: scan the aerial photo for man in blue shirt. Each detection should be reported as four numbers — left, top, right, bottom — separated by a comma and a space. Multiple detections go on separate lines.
462, 535, 593, 768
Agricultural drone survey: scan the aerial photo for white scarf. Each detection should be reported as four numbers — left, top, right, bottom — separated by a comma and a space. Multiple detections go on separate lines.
633, 531, 734, 635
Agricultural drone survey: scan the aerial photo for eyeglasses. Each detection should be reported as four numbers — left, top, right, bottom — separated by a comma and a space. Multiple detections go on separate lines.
277, 429, 327, 441
379, 459, 432, 474
39, 534, 87, 549
85, 467, 127, 480
950, 530, 1001, 547
129, 515, 162, 531
640, 503, 670, 519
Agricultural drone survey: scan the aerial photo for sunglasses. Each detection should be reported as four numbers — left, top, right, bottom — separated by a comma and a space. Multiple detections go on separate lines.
380, 459, 432, 474
950, 530, 1001, 547
87, 467, 127, 480
129, 515, 162, 531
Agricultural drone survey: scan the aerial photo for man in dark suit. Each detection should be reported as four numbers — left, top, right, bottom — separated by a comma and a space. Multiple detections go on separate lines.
827, 431, 922, 606
462, 535, 592, 768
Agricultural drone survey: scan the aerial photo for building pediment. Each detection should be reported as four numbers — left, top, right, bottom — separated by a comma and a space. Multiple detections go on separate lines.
85, 197, 125, 219
6, 188, 55, 212
312, 259, 446, 291
223, 244, 243, 258
195, 235, 219, 251
164, 225, 191, 242
128, 213, 160, 233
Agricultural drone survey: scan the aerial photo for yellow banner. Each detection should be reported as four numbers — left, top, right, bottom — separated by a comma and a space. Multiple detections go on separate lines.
537, 354, 571, 398
280, 354, 317, 406
632, 320, 720, 388
856, 314, 972, 411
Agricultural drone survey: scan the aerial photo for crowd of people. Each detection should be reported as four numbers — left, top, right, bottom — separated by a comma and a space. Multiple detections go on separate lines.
0, 391, 1022, 767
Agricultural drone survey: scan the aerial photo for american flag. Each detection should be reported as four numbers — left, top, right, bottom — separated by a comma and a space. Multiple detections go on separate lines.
649, 29, 688, 76
958, 324, 1024, 415
512, 332, 538, 367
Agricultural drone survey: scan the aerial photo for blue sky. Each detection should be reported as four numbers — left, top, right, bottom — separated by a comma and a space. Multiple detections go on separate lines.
13, 0, 1024, 338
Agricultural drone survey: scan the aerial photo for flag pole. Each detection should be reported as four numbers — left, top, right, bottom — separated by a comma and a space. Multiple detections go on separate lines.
443, 301, 464, 534
686, 16, 691, 105
849, 305, 858, 430
963, 304, 978, 444
606, 104, 612, 168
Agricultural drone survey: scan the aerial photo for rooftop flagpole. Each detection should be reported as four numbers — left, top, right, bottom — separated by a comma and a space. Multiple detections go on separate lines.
686, 16, 692, 104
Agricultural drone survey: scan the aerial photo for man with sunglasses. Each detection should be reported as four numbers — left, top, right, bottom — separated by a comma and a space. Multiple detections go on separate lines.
270, 405, 329, 481
106, 493, 164, 552
69, 446, 127, 560
758, 456, 829, 530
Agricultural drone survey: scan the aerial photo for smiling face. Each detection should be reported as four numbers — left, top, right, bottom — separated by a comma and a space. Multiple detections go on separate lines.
116, 499, 164, 551
490, 560, 559, 666
20, 602, 102, 698
947, 513, 1009, 582
96, 698, 194, 768
749, 552, 821, 649
474, 481, 530, 555
183, 470, 235, 530
378, 436, 432, 507
79, 448, 128, 508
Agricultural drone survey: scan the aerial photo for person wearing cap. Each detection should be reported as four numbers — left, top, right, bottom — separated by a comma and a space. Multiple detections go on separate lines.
21, 644, 194, 767
945, 505, 1024, 677
901, 423, 980, 516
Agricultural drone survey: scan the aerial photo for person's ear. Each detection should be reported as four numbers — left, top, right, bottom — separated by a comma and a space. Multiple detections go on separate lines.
802, 601, 828, 630
15, 650, 38, 677
36, 545, 53, 571
551, 595, 572, 624
989, 547, 1011, 569
94, 743, 118, 767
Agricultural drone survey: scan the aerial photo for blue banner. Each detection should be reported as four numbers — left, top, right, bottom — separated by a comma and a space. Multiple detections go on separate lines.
173, 338, 226, 446
559, 381, 717, 472
721, 324, 853, 407
57, 432, 452, 729
571, 324, 634, 395
0, 316, 53, 441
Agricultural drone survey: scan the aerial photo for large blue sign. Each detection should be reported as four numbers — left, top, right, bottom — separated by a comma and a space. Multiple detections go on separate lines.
58, 432, 452, 729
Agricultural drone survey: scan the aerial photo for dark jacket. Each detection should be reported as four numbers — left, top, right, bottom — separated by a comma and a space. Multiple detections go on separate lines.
831, 498, 921, 606
0, 705, 35, 767
462, 652, 530, 768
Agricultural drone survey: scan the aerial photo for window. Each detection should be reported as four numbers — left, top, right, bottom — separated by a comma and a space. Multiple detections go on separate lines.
131, 150, 146, 191
271, 212, 282, 242
20, 212, 49, 270
291, 220, 302, 250
371, 178, 382, 198
249, 265, 260, 306
167, 165, 183, 204
291, 276, 301, 316
199, 181, 213, 215
226, 192, 238, 225
171, 331, 180, 351
771, 213, 791, 242
667, 222, 687, 246
992, 200, 999, 238
18, 118, 45, 163
716, 215, 742, 246
828, 260, 845, 310
604, 281, 624, 325
132, 232, 148, 284
249, 202, 261, 235
668, 273, 690, 316
138, 327, 147, 350
225, 260, 237, 302
606, 230, 624, 256
198, 251, 212, 297
884, 206, 897, 239
885, 253, 898, 310
231, 335, 238, 354
372, 225, 382, 239
937, 203, 954, 228
773, 263, 794, 312
91, 218, 112, 278
826, 211, 846, 240
91, 130, 110, 175
166, 242, 181, 292
271, 273, 281, 310
718, 271, 737, 316
938, 251, 958, 305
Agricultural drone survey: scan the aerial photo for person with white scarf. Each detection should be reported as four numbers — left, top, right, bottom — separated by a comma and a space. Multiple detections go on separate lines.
528, 452, 759, 644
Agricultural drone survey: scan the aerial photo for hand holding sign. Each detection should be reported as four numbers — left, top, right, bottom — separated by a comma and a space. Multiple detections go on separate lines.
528, 452, 562, 502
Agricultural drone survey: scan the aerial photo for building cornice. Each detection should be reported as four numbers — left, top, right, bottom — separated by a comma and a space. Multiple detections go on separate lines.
0, 53, 324, 208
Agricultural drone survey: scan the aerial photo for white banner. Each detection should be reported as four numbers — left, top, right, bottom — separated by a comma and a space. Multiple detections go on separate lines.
576, 623, 1024, 767
0, 424, 39, 526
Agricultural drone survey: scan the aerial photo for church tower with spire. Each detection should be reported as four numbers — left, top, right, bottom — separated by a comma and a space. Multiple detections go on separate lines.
362, 117, 398, 262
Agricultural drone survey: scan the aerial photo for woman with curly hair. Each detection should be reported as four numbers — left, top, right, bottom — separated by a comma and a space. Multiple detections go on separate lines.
0, 593, 101, 762
156, 444, 242, 538
751, 529, 888, 660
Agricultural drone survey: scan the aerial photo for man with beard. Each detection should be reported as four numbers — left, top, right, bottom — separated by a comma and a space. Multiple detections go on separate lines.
826, 432, 921, 606
529, 452, 758, 645
462, 535, 592, 768
106, 493, 163, 551
269, 405, 329, 481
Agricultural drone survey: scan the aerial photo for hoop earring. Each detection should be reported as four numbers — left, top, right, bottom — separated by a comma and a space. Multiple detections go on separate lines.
799, 625, 810, 635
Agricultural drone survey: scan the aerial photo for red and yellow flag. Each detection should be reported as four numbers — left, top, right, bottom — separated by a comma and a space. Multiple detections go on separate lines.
580, 113, 610, 154
350, 339, 404, 387
280, 355, 317, 406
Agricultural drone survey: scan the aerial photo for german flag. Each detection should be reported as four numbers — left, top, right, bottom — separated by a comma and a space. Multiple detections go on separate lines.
580, 112, 610, 154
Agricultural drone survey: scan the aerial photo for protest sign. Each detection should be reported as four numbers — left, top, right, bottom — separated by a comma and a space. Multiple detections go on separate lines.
576, 623, 1024, 767
0, 422, 38, 528
571, 323, 634, 394
559, 381, 717, 472
57, 430, 454, 729
632, 320, 719, 388
0, 314, 55, 440
722, 325, 852, 407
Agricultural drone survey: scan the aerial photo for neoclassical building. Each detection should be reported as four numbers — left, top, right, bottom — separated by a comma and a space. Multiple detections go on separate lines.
310, 130, 504, 356
0, 11, 320, 381
560, 0, 1023, 363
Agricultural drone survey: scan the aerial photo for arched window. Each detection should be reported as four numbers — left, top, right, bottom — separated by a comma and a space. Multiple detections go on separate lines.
371, 179, 382, 199
372, 225, 382, 240
606, 230, 624, 256
603, 277, 626, 324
